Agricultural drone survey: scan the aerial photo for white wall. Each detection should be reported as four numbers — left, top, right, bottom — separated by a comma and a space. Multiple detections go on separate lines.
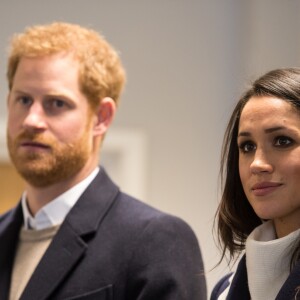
0, 0, 300, 296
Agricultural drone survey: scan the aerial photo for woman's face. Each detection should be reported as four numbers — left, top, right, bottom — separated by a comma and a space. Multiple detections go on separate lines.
238, 96, 300, 238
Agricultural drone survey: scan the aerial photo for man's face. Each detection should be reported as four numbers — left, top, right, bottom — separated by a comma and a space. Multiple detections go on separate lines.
7, 53, 96, 187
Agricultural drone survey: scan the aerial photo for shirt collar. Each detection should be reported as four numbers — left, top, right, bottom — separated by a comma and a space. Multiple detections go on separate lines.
22, 167, 100, 230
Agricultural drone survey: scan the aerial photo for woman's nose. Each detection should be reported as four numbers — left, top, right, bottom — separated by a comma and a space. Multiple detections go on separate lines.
250, 149, 273, 174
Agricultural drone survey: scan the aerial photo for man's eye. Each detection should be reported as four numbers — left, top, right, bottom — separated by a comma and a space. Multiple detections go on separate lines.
53, 99, 66, 108
239, 142, 256, 153
274, 136, 293, 147
46, 98, 69, 110
44, 98, 72, 114
18, 96, 32, 106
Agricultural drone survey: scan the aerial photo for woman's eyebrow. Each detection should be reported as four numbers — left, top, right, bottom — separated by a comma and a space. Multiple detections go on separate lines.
238, 126, 287, 137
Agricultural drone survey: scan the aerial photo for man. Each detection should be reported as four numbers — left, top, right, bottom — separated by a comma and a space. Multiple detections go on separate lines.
0, 22, 206, 300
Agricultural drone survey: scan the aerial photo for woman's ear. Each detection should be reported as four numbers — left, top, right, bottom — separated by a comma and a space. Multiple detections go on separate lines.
93, 97, 116, 137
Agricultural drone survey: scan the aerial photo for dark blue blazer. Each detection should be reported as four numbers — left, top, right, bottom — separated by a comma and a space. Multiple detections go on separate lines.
0, 168, 207, 300
211, 255, 300, 300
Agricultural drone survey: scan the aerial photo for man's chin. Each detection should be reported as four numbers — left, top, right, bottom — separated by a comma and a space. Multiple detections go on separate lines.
9, 141, 91, 188
16, 167, 59, 187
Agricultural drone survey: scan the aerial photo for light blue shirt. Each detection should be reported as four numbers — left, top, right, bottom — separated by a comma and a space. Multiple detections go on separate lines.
21, 167, 100, 230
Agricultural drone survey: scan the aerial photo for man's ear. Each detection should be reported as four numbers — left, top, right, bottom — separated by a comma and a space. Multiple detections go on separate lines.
93, 97, 116, 137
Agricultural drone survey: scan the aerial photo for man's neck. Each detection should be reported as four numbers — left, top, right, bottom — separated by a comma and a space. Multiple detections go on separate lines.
25, 164, 98, 216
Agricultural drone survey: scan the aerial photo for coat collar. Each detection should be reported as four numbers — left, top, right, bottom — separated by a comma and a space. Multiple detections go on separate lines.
227, 254, 300, 300
277, 260, 300, 300
0, 168, 119, 300
226, 255, 250, 300
0, 204, 23, 300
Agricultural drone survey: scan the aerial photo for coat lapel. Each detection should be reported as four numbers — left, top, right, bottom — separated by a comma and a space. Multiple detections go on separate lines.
20, 221, 88, 300
226, 255, 251, 300
20, 168, 120, 300
276, 261, 300, 299
0, 204, 23, 300
227, 255, 300, 300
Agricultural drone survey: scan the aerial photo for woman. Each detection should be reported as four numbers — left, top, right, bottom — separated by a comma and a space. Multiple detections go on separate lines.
212, 68, 300, 300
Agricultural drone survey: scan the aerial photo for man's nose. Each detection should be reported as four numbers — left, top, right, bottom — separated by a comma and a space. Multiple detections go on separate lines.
22, 103, 47, 131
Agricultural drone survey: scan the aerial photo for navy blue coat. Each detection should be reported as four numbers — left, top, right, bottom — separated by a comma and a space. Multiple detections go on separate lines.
0, 168, 206, 300
211, 255, 300, 300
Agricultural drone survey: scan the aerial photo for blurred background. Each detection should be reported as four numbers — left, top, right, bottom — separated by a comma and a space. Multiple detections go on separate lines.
0, 0, 299, 295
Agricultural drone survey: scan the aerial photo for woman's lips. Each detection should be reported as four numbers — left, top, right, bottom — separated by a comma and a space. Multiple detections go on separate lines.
251, 182, 283, 196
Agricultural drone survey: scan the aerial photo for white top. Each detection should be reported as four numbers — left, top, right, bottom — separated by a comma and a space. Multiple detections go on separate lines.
21, 167, 99, 230
246, 220, 300, 300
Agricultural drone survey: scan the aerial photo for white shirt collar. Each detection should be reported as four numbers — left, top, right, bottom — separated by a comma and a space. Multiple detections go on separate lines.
21, 167, 100, 230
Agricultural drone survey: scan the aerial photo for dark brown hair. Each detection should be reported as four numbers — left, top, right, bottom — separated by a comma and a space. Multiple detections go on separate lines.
216, 68, 300, 265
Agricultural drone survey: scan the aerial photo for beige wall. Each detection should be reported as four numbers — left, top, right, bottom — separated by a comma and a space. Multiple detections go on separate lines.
0, 0, 300, 295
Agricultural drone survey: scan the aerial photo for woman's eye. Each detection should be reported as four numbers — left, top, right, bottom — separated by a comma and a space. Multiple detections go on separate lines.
274, 136, 293, 147
239, 141, 256, 153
